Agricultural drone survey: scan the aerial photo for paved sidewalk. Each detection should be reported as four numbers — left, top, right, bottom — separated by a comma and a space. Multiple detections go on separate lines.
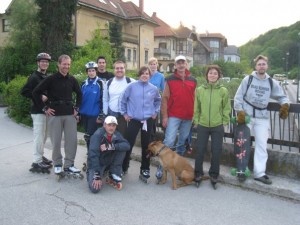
1, 107, 300, 225
78, 131, 300, 202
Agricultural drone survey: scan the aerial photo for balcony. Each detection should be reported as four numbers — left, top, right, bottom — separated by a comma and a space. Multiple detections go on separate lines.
154, 48, 170, 57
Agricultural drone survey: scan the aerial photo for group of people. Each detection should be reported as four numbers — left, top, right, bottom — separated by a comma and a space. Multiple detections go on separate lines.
21, 52, 289, 194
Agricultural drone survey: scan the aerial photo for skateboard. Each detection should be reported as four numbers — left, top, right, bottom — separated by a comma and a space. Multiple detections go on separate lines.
230, 116, 251, 182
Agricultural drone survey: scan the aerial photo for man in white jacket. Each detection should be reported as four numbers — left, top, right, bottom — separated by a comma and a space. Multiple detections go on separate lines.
234, 55, 289, 185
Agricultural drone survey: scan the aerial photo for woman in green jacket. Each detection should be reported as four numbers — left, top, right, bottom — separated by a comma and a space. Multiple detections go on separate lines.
193, 65, 231, 189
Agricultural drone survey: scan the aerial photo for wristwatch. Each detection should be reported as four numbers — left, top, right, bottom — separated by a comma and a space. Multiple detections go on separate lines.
42, 106, 49, 112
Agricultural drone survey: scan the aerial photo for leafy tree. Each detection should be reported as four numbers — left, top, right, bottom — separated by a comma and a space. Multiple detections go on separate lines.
35, 0, 77, 60
71, 29, 113, 76
240, 21, 300, 75
0, 0, 40, 82
109, 18, 125, 62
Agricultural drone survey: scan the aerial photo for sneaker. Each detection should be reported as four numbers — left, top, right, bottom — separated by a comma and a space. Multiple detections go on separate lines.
42, 156, 53, 165
64, 166, 80, 173
254, 175, 272, 185
111, 174, 122, 182
54, 165, 63, 174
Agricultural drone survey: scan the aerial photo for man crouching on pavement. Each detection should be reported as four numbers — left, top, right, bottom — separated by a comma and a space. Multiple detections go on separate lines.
88, 116, 130, 193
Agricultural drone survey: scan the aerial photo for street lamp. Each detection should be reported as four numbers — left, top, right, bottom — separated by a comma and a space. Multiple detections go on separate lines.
286, 52, 289, 75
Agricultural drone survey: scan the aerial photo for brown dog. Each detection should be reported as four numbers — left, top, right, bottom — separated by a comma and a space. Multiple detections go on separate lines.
148, 141, 196, 190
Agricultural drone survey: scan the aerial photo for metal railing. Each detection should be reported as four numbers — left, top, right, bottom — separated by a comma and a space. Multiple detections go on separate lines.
157, 101, 300, 153
225, 101, 300, 152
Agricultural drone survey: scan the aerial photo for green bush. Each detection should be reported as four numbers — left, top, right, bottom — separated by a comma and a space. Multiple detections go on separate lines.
3, 76, 32, 125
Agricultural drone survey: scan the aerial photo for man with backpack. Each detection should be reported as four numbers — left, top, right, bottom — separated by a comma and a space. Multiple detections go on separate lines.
103, 60, 135, 137
234, 55, 289, 185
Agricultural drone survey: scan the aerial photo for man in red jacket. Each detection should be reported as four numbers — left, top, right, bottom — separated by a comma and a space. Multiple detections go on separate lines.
161, 55, 197, 155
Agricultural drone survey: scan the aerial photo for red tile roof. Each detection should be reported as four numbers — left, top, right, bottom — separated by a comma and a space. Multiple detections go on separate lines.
78, 0, 157, 25
151, 12, 177, 37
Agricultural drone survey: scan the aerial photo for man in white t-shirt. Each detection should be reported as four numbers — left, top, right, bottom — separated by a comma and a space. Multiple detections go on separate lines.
103, 60, 135, 137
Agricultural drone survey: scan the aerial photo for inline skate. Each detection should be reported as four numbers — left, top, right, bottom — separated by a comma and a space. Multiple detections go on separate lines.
106, 173, 122, 190
210, 176, 218, 190
55, 165, 84, 181
64, 166, 84, 179
194, 175, 203, 188
155, 165, 163, 184
29, 162, 51, 174
139, 169, 150, 183
42, 156, 53, 167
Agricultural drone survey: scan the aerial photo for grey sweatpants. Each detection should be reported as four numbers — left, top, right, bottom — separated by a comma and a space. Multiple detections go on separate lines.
48, 115, 77, 168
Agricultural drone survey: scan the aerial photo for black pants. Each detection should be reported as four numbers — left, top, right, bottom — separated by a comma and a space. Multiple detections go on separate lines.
81, 114, 101, 150
194, 124, 224, 178
123, 118, 154, 172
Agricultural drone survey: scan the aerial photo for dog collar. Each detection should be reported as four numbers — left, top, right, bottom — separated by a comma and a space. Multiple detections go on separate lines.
156, 145, 168, 156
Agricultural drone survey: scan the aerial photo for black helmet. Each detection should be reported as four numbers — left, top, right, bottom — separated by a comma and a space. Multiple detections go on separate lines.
37, 52, 51, 61
85, 61, 98, 71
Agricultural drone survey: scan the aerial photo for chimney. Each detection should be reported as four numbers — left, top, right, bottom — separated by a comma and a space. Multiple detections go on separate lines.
152, 12, 157, 17
139, 0, 144, 12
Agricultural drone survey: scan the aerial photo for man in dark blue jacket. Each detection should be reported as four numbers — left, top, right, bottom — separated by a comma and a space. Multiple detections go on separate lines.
88, 116, 130, 193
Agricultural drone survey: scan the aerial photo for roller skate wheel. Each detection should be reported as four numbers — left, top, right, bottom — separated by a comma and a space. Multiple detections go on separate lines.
79, 174, 84, 180
116, 182, 122, 190
245, 168, 251, 177
230, 168, 237, 176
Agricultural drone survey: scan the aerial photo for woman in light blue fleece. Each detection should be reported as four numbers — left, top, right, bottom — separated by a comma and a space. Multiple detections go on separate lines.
120, 66, 161, 179
234, 55, 289, 185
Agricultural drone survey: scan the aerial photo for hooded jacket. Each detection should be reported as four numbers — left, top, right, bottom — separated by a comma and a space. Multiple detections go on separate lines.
193, 81, 231, 127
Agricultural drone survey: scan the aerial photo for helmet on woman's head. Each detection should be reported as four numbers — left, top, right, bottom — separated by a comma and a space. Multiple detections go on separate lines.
85, 61, 98, 71
37, 52, 51, 61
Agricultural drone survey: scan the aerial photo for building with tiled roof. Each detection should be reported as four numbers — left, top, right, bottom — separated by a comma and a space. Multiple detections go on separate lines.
0, 0, 228, 70
76, 0, 158, 69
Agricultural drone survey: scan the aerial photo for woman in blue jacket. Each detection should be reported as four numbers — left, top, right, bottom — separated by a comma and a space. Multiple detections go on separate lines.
120, 66, 161, 181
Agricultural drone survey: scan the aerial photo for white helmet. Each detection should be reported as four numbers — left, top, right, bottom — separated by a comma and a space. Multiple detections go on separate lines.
37, 52, 51, 61
85, 61, 98, 71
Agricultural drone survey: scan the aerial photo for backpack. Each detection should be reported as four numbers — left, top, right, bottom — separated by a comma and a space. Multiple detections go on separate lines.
107, 76, 131, 90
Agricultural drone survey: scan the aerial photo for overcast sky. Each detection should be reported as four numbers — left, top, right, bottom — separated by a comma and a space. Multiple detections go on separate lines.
1, 0, 300, 46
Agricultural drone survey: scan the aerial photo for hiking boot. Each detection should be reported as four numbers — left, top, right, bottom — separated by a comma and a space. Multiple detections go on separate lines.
254, 175, 272, 185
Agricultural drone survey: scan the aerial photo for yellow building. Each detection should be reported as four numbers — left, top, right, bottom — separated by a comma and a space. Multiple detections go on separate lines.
0, 0, 158, 70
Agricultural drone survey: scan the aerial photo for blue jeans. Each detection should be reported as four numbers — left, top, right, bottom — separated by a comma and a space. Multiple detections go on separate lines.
163, 117, 192, 155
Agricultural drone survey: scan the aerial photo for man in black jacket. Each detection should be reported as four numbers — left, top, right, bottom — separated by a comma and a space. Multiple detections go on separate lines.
88, 116, 130, 193
33, 54, 82, 175
21, 52, 53, 173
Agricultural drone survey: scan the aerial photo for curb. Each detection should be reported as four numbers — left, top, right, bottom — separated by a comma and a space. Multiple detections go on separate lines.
130, 147, 300, 203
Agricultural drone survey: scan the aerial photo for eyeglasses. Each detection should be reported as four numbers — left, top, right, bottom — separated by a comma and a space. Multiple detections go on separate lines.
115, 67, 125, 70
257, 63, 267, 66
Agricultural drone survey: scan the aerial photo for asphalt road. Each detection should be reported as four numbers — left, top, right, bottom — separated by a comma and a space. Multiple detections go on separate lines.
0, 107, 300, 225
